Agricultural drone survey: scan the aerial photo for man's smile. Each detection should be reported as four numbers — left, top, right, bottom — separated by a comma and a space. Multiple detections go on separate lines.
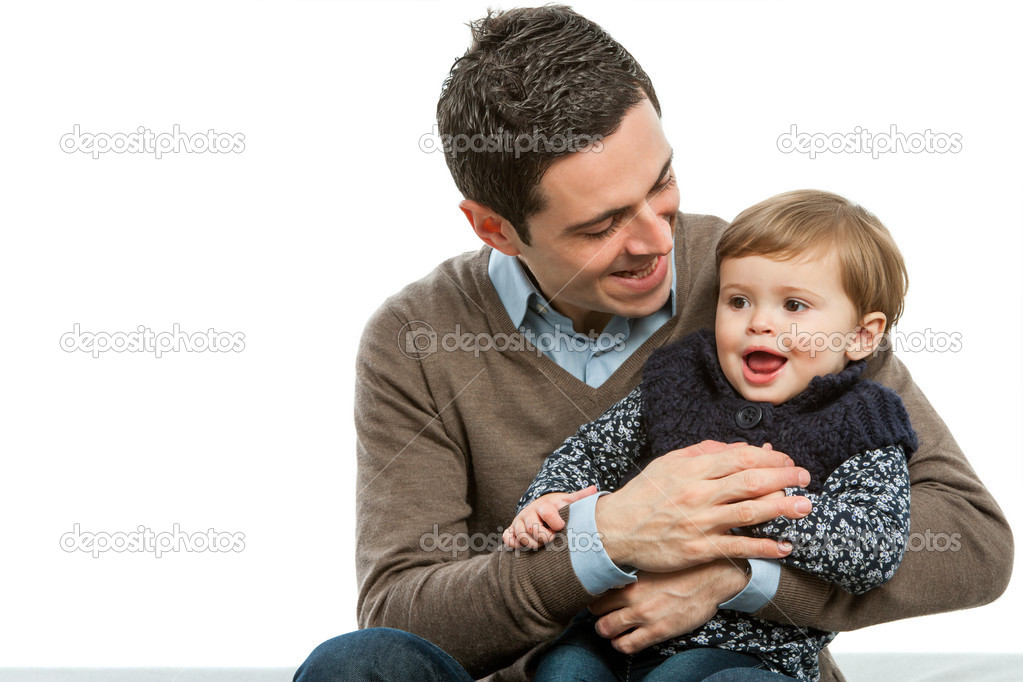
607, 254, 669, 292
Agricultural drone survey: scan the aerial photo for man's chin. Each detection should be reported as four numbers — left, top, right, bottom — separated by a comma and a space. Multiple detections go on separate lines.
607, 288, 672, 320
605, 258, 672, 313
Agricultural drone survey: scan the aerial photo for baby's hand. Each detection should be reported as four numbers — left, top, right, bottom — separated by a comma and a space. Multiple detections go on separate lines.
502, 486, 599, 550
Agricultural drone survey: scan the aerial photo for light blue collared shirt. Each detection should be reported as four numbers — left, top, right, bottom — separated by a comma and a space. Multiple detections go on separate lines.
488, 248, 777, 610
488, 249, 676, 387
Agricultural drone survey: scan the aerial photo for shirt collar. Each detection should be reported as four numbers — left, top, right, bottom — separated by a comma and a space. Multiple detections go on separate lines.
488, 247, 677, 330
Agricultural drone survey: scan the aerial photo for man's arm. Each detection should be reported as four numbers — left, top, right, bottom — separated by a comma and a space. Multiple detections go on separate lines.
354, 305, 591, 679
755, 352, 1013, 629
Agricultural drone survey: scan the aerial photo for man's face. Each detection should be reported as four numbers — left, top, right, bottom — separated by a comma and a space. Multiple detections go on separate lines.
715, 251, 864, 405
509, 98, 679, 333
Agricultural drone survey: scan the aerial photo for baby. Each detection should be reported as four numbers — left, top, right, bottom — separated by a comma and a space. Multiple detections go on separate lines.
503, 189, 918, 681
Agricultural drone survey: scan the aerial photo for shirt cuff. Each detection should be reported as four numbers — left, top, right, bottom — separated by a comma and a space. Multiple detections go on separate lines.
718, 559, 780, 612
566, 492, 637, 595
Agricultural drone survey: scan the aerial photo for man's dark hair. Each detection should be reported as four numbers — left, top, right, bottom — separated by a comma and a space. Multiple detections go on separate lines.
437, 5, 661, 244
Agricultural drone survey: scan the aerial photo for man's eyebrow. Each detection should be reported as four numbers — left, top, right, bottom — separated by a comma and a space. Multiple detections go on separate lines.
561, 152, 674, 234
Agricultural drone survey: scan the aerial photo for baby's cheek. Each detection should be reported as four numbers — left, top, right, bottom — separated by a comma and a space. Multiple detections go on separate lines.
793, 332, 813, 353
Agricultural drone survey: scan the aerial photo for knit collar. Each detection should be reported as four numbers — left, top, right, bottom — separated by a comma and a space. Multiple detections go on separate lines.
691, 328, 867, 411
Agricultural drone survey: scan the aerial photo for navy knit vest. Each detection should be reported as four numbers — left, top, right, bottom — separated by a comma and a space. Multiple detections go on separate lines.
639, 329, 917, 493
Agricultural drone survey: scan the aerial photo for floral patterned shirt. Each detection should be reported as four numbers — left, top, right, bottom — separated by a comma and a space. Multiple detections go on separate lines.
518, 385, 911, 682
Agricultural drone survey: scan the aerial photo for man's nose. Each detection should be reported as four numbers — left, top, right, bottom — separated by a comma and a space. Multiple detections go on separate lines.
623, 202, 673, 255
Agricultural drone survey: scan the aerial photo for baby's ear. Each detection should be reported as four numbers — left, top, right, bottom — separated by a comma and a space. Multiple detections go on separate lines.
846, 312, 887, 361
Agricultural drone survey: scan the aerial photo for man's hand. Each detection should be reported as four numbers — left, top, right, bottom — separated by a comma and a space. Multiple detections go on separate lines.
502, 486, 599, 550
587, 560, 749, 654
595, 440, 811, 572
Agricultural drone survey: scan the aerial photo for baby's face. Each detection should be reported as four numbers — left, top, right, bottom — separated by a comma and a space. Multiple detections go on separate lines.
715, 251, 864, 405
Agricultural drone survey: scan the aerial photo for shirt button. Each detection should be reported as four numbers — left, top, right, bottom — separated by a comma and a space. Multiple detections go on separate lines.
735, 405, 762, 429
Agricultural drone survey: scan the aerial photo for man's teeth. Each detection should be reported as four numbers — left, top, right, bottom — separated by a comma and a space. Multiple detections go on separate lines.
618, 257, 658, 279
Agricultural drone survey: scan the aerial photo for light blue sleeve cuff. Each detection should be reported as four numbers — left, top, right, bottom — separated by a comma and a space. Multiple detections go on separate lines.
718, 558, 780, 612
566, 492, 637, 595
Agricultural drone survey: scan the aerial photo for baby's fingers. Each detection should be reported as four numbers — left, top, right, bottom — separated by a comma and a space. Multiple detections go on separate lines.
561, 485, 599, 505
538, 503, 568, 533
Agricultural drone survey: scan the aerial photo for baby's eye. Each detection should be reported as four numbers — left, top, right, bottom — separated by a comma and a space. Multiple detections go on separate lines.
784, 299, 808, 312
729, 296, 750, 309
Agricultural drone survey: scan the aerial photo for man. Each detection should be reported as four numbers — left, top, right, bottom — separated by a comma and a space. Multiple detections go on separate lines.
295, 6, 1012, 681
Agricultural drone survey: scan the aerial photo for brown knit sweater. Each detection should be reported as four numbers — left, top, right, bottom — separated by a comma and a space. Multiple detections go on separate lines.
354, 212, 1012, 681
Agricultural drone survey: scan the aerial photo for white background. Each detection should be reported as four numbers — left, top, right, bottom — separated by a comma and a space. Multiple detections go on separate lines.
1, 0, 1019, 669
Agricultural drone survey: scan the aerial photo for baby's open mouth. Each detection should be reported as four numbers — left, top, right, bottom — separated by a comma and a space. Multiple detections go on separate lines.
743, 349, 787, 375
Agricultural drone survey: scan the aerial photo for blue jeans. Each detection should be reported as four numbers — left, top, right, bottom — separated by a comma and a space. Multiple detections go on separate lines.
293, 624, 794, 681
293, 627, 473, 682
535, 612, 795, 681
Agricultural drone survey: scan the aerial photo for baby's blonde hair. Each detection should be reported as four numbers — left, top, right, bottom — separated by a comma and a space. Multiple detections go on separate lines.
716, 189, 908, 331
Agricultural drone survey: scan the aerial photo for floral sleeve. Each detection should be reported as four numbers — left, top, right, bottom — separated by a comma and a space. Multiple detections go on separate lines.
516, 386, 651, 512
751, 444, 911, 594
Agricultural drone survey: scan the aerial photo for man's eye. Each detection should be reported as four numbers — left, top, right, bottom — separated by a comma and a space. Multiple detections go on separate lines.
656, 172, 676, 193
585, 215, 624, 240
784, 299, 808, 312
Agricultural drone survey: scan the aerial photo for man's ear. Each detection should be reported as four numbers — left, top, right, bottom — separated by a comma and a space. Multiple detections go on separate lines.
459, 200, 522, 256
846, 311, 887, 361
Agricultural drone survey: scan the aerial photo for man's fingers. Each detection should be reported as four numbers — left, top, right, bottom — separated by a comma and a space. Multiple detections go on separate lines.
612, 627, 660, 655
670, 439, 745, 459
713, 534, 794, 560
587, 589, 628, 617
703, 445, 797, 478
593, 609, 634, 640
708, 464, 810, 505
723, 494, 812, 529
